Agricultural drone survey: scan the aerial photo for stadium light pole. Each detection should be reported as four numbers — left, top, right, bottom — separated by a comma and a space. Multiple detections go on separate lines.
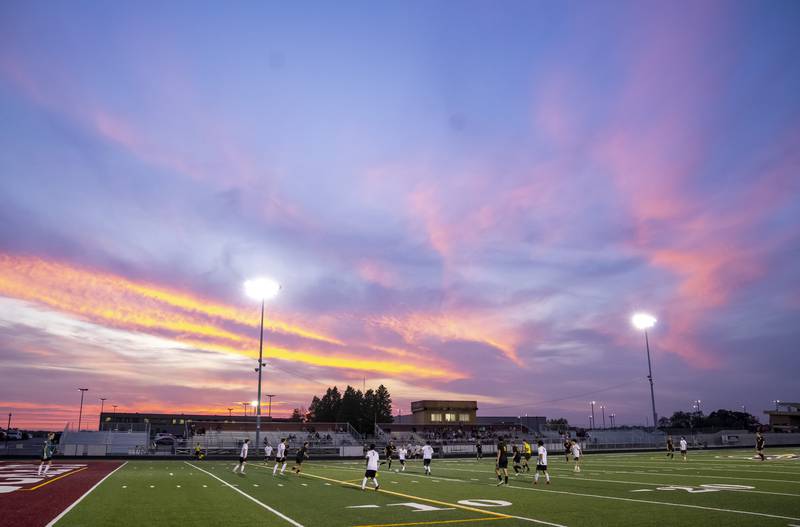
631, 313, 658, 430
590, 401, 596, 430
610, 413, 616, 428
227, 408, 233, 417
112, 405, 118, 418
242, 402, 249, 416
99, 398, 107, 431
245, 275, 281, 451
774, 399, 780, 411
588, 415, 593, 429
77, 388, 89, 431
265, 394, 277, 418
600, 405, 606, 429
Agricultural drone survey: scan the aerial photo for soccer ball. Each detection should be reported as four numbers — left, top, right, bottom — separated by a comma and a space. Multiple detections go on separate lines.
395, 469, 399, 473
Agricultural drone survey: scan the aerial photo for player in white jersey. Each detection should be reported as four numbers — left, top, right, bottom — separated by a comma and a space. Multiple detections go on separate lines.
533, 440, 550, 485
273, 438, 288, 475
679, 436, 688, 461
570, 440, 582, 472
421, 441, 434, 475
361, 443, 381, 490
264, 442, 273, 463
397, 446, 407, 471
233, 439, 249, 474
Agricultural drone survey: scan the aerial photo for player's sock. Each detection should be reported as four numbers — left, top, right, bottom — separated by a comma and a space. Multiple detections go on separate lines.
281, 462, 286, 473
37, 464, 42, 475
43, 465, 50, 475
545, 472, 550, 483
373, 478, 379, 489
535, 473, 539, 483
497, 474, 502, 481
361, 477, 367, 490
233, 465, 237, 473
401, 465, 405, 472
273, 464, 278, 475
504, 475, 508, 484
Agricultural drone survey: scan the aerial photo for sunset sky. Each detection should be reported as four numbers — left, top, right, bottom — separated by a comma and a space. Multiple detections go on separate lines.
1, 2, 799, 430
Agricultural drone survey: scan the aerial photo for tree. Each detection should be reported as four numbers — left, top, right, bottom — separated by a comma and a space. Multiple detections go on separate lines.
289, 408, 304, 422
337, 385, 363, 431
375, 385, 393, 424
360, 389, 377, 433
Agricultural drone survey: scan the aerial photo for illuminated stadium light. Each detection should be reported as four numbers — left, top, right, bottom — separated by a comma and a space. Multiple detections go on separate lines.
244, 278, 281, 301
631, 313, 657, 330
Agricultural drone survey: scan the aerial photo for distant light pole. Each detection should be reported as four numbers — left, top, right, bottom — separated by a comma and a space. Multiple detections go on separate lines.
227, 408, 233, 417
694, 399, 702, 415
590, 401, 596, 430
632, 313, 658, 429
588, 415, 593, 429
265, 394, 277, 418
5, 413, 10, 448
600, 405, 606, 429
112, 405, 118, 418
244, 278, 281, 449
610, 413, 616, 428
99, 398, 107, 431
242, 402, 250, 417
77, 388, 89, 431
774, 400, 780, 411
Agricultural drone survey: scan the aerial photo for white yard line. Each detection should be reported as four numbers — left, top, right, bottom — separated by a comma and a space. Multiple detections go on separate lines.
503, 484, 800, 522
47, 461, 128, 527
186, 462, 304, 527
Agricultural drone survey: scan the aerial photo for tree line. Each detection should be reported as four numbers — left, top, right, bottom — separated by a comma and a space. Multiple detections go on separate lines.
289, 384, 393, 434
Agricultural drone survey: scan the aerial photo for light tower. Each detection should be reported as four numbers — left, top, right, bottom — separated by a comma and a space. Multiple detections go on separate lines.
631, 313, 658, 429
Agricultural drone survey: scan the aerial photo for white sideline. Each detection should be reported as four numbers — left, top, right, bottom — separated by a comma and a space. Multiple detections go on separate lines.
186, 462, 304, 527
46, 461, 128, 527
506, 484, 800, 522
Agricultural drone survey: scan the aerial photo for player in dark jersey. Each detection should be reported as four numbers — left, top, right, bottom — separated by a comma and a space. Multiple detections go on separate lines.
495, 437, 509, 486
37, 433, 56, 476
563, 437, 571, 463
512, 445, 523, 475
756, 432, 766, 461
384, 441, 395, 470
476, 440, 483, 460
666, 436, 675, 459
291, 442, 310, 475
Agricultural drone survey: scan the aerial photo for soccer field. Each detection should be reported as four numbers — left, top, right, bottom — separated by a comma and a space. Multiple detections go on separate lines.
7, 449, 800, 526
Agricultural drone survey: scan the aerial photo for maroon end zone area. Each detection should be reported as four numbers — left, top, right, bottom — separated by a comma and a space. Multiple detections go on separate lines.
0, 460, 123, 527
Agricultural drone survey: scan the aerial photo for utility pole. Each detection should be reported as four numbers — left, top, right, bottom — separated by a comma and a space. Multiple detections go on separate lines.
77, 388, 89, 431
265, 395, 276, 418
99, 398, 107, 430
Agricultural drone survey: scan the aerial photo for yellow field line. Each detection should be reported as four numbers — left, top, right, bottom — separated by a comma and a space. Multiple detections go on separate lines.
353, 516, 507, 527
21, 467, 88, 491
292, 470, 512, 520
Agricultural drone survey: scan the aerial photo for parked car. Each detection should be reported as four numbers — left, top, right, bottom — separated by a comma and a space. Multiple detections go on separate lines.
154, 433, 176, 445
5, 429, 23, 440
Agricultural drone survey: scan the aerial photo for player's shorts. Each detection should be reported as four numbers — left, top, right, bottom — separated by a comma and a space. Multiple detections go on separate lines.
497, 458, 508, 469
524, 453, 532, 460
399, 459, 405, 464
423, 458, 431, 466
239, 456, 246, 463
295, 456, 304, 464
667, 446, 674, 451
277, 456, 286, 462
40, 455, 51, 462
365, 469, 377, 478
573, 455, 580, 460
680, 450, 687, 454
756, 448, 764, 453
536, 464, 547, 471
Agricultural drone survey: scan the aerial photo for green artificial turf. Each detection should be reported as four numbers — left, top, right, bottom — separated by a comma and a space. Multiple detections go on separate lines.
55, 449, 800, 527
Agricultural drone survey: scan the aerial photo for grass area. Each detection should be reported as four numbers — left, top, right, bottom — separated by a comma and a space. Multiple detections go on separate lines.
54, 449, 800, 526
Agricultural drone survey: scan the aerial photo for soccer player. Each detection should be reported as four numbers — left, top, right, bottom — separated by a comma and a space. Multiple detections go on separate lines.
37, 433, 56, 476
570, 440, 582, 473
522, 440, 532, 472
421, 441, 434, 475
233, 439, 249, 474
679, 436, 688, 461
495, 437, 509, 486
291, 442, 309, 475
273, 438, 288, 475
397, 445, 407, 471
384, 441, 395, 471
756, 431, 766, 461
362, 443, 381, 490
563, 436, 571, 463
512, 445, 523, 475
264, 442, 273, 464
666, 435, 675, 459
533, 440, 551, 485
476, 440, 483, 460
